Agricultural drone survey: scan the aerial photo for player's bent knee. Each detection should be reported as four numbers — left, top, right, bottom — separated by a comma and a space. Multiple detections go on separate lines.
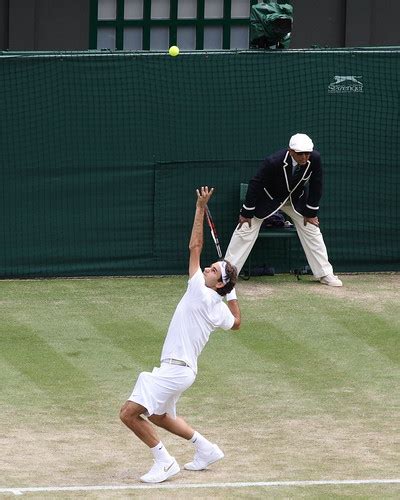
120, 401, 140, 423
119, 402, 130, 423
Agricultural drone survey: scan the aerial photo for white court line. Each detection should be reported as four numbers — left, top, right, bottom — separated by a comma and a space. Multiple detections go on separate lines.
1, 479, 400, 496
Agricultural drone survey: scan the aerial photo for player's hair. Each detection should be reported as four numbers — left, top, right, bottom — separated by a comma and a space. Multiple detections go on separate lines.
216, 259, 238, 296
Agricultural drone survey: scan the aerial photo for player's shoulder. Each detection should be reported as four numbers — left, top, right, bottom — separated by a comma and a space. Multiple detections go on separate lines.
188, 267, 207, 292
188, 267, 203, 282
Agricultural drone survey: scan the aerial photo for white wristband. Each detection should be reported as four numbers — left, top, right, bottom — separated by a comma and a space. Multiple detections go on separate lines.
226, 288, 237, 301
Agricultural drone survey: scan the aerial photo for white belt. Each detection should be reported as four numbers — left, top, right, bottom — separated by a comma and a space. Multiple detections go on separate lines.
161, 358, 189, 367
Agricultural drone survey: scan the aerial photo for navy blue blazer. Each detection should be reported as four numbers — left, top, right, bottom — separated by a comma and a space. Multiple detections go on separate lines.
240, 149, 323, 219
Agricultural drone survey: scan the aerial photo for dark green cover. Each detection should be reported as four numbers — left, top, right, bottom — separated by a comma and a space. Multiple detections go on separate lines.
250, 2, 293, 49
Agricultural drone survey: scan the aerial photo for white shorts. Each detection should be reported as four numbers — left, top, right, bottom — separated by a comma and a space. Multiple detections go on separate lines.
128, 363, 196, 419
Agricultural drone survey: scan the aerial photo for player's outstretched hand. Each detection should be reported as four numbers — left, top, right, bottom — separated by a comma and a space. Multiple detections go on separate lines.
196, 186, 214, 208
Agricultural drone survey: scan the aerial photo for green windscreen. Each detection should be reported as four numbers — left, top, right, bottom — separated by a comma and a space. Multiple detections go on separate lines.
0, 49, 398, 277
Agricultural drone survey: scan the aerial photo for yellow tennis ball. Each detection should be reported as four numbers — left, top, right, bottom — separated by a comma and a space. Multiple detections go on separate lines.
169, 46, 180, 57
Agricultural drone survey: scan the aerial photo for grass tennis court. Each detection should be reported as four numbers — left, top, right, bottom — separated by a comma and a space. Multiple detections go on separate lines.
1, 273, 399, 498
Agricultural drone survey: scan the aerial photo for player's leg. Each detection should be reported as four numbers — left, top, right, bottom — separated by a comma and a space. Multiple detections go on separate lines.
225, 216, 263, 274
120, 401, 160, 447
184, 428, 225, 471
149, 411, 224, 471
120, 401, 179, 482
120, 367, 189, 483
149, 413, 194, 439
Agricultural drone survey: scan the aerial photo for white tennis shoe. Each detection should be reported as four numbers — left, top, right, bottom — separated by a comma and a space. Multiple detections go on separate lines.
184, 444, 224, 471
320, 274, 343, 287
140, 458, 180, 483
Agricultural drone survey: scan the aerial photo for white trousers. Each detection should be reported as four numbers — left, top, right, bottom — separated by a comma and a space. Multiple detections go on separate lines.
225, 203, 333, 278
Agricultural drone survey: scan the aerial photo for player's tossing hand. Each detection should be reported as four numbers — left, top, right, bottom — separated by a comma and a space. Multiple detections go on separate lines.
196, 186, 214, 208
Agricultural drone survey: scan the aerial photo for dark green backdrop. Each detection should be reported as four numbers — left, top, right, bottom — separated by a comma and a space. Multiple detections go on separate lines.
0, 49, 399, 277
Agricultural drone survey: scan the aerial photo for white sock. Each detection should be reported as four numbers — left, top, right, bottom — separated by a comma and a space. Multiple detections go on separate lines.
150, 441, 173, 464
190, 431, 213, 451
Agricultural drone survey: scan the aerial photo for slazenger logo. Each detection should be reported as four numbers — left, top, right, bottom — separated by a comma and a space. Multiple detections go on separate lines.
328, 75, 363, 93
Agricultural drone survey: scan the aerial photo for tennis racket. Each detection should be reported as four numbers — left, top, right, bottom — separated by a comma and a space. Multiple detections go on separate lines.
205, 205, 222, 258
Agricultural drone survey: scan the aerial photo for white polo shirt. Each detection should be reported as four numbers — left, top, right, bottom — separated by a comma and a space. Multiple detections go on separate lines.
160, 267, 235, 374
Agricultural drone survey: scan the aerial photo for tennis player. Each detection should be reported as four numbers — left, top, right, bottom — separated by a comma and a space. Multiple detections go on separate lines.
120, 186, 241, 484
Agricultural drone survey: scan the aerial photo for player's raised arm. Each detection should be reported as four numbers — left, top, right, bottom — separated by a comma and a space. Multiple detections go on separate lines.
188, 186, 214, 278
226, 288, 241, 330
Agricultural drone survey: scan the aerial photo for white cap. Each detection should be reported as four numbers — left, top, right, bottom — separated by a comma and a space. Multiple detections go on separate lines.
289, 133, 314, 152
